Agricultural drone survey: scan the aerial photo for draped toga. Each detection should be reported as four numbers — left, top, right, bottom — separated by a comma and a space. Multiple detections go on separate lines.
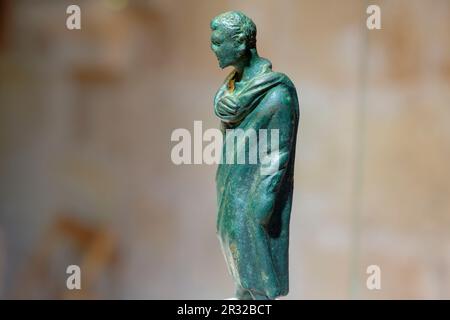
214, 59, 299, 298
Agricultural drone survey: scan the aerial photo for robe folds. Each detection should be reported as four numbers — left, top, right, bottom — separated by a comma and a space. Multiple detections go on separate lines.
214, 59, 299, 298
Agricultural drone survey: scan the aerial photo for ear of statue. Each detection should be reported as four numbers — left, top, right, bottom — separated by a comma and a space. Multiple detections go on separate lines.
233, 33, 245, 44
234, 33, 247, 52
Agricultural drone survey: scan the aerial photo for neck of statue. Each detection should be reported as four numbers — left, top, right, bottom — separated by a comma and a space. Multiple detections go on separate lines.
235, 48, 262, 83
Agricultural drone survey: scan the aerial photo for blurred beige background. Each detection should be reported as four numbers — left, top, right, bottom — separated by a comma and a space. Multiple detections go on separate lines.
0, 0, 449, 299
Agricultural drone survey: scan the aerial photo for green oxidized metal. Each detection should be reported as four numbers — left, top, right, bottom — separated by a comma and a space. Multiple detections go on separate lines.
211, 11, 300, 300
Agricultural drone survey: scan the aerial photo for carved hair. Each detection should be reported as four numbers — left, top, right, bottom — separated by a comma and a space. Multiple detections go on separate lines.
211, 11, 257, 49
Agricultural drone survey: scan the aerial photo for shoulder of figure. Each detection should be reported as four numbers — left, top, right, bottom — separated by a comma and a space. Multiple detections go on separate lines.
259, 76, 299, 123
264, 82, 296, 108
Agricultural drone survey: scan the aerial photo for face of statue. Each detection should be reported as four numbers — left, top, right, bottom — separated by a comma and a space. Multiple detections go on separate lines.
211, 26, 246, 69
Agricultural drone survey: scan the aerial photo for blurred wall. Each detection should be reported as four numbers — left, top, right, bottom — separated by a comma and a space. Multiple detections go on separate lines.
0, 0, 449, 299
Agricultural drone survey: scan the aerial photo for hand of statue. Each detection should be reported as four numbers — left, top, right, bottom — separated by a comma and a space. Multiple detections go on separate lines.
216, 95, 240, 117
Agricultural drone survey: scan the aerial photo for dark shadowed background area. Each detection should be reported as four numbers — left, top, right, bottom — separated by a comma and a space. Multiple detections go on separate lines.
0, 0, 449, 299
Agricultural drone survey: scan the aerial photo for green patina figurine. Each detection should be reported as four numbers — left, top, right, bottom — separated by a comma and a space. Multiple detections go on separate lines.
211, 11, 300, 300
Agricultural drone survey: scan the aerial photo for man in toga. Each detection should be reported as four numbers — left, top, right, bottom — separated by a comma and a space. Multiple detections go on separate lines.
211, 11, 299, 300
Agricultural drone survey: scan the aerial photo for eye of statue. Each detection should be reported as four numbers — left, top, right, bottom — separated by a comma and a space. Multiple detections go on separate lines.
211, 32, 223, 46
